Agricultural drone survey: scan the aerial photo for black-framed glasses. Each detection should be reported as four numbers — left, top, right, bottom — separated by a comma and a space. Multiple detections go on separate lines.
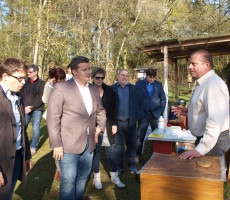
95, 76, 105, 80
7, 73, 27, 82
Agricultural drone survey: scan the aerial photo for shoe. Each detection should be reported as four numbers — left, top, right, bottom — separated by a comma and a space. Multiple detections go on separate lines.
116, 167, 123, 175
93, 172, 103, 190
110, 172, 126, 188
129, 165, 137, 174
135, 155, 139, 163
56, 171, 61, 181
30, 148, 37, 156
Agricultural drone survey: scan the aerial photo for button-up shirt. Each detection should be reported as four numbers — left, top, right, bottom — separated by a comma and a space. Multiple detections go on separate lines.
74, 79, 93, 135
117, 83, 129, 120
0, 83, 22, 150
188, 70, 229, 155
145, 78, 154, 97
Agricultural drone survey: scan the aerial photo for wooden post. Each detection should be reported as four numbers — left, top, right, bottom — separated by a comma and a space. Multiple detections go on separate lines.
175, 59, 178, 101
163, 45, 168, 121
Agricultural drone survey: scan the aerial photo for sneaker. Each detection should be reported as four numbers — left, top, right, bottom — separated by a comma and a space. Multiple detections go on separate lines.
56, 171, 61, 181
129, 165, 137, 174
30, 148, 37, 156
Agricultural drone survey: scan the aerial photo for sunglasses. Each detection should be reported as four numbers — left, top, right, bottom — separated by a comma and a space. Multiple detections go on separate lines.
95, 76, 105, 80
7, 73, 27, 83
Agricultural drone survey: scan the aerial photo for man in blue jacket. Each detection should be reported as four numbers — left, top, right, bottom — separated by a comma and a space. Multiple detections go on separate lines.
112, 69, 142, 174
136, 68, 166, 160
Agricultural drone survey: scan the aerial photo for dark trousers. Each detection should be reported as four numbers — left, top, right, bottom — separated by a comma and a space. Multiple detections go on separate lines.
114, 122, 137, 169
92, 145, 117, 173
195, 130, 230, 157
136, 112, 158, 156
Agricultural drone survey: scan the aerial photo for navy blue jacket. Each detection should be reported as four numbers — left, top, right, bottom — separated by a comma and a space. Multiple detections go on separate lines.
135, 79, 166, 119
111, 83, 143, 127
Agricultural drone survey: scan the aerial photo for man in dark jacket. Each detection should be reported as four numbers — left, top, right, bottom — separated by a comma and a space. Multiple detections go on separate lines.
0, 58, 31, 200
135, 68, 166, 160
21, 64, 45, 156
112, 69, 143, 174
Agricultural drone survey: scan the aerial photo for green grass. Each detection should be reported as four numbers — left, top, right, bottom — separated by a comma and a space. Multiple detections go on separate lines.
12, 118, 153, 200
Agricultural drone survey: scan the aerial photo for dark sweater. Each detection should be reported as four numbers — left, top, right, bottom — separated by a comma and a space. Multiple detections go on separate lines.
101, 83, 118, 145
21, 77, 45, 112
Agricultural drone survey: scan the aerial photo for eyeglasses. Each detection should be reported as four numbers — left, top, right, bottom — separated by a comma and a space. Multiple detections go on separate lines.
7, 73, 27, 83
95, 76, 105, 80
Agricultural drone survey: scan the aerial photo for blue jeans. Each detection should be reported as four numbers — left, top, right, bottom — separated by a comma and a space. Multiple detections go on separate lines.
25, 110, 43, 150
93, 145, 117, 173
136, 112, 158, 156
8, 149, 22, 200
59, 139, 93, 200
115, 122, 137, 169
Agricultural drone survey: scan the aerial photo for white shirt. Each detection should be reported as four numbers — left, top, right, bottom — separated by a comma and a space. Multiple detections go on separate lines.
188, 70, 229, 155
73, 79, 93, 135
0, 83, 22, 150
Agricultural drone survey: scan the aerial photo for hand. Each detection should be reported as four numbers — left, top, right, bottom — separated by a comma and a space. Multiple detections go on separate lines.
49, 78, 55, 86
25, 106, 32, 114
179, 149, 202, 160
0, 172, 4, 188
112, 125, 117, 135
171, 106, 188, 117
95, 127, 102, 143
25, 160, 31, 172
53, 147, 64, 160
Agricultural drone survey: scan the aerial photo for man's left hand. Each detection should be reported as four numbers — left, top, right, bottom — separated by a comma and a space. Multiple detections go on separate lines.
25, 160, 31, 172
179, 149, 202, 160
95, 127, 102, 143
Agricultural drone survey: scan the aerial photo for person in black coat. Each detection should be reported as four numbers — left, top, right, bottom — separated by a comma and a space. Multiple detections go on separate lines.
91, 67, 125, 189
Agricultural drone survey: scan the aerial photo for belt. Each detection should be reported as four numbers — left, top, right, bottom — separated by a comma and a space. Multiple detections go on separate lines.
118, 119, 129, 122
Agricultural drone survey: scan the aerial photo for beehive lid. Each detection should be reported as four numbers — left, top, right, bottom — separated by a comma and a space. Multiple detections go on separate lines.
139, 153, 223, 181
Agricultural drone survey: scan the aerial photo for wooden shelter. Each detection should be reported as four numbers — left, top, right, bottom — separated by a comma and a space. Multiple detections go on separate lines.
136, 34, 230, 100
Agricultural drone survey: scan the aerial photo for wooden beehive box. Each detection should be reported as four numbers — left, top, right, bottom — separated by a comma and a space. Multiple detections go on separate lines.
138, 153, 223, 200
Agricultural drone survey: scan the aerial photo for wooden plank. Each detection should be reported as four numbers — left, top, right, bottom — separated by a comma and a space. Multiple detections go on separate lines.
141, 174, 223, 200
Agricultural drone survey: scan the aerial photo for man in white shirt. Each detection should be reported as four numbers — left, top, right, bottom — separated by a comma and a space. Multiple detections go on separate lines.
173, 49, 230, 160
47, 56, 106, 200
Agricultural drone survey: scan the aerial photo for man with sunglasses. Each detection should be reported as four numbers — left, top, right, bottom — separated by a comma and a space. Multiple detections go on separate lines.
0, 58, 31, 200
21, 64, 45, 156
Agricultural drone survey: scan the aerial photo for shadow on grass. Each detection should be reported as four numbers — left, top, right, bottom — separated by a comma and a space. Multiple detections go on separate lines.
15, 151, 56, 200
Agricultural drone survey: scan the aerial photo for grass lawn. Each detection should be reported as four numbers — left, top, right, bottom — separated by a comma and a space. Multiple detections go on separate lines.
12, 108, 230, 199
12, 118, 153, 200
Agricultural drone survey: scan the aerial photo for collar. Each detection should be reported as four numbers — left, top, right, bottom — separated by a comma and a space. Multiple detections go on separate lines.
118, 82, 129, 87
73, 77, 89, 88
144, 78, 154, 85
196, 70, 215, 86
0, 83, 19, 101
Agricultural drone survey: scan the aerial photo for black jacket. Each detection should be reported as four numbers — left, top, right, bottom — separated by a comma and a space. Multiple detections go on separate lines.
99, 83, 118, 145
21, 77, 45, 112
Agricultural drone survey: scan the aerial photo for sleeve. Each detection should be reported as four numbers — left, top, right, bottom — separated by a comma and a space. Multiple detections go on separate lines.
47, 84, 64, 148
24, 130, 31, 160
95, 88, 106, 133
42, 83, 53, 104
195, 83, 228, 155
159, 82, 166, 113
31, 80, 45, 111
111, 89, 118, 126
137, 86, 144, 120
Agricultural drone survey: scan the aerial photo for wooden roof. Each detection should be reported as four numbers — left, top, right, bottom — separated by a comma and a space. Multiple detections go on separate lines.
136, 34, 230, 62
